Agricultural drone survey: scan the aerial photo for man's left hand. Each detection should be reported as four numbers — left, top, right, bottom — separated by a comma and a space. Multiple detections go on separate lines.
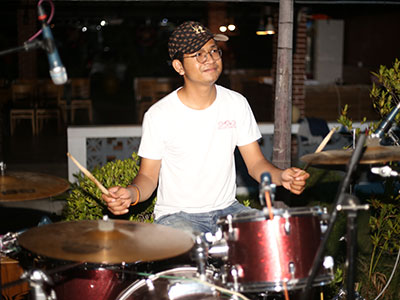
281, 167, 310, 195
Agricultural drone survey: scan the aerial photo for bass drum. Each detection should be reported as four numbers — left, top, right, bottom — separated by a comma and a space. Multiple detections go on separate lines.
116, 266, 224, 300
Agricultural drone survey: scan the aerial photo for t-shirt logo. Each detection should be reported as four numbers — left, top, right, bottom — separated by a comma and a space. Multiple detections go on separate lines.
191, 25, 206, 34
218, 120, 236, 129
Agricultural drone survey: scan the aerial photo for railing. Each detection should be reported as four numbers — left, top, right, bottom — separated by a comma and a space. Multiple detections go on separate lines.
67, 122, 370, 194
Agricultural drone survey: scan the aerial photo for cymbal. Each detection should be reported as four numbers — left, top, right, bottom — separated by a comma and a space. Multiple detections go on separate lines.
301, 145, 400, 166
18, 219, 194, 264
0, 171, 69, 202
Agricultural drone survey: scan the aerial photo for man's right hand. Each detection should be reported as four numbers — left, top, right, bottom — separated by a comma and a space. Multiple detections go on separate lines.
102, 186, 134, 215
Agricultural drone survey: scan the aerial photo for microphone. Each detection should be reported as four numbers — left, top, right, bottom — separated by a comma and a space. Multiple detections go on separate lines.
371, 101, 400, 139
38, 4, 68, 85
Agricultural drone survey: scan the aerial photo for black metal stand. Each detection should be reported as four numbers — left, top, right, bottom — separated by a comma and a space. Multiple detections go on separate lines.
345, 196, 359, 300
336, 194, 369, 300
0, 40, 44, 57
300, 133, 367, 300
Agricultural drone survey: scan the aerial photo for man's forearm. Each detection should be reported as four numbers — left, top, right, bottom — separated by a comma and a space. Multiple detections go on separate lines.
249, 159, 284, 186
130, 173, 158, 203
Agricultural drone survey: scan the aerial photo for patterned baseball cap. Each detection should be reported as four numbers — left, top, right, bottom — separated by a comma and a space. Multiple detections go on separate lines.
168, 21, 228, 60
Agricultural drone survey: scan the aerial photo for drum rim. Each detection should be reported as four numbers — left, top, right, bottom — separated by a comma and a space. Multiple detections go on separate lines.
218, 206, 323, 223
115, 266, 216, 300
226, 273, 334, 293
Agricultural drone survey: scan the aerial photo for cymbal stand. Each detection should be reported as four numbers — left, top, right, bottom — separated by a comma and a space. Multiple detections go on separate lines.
301, 133, 367, 300
191, 235, 208, 281
337, 194, 369, 300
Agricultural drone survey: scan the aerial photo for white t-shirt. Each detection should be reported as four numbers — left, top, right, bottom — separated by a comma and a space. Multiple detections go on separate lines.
138, 84, 262, 219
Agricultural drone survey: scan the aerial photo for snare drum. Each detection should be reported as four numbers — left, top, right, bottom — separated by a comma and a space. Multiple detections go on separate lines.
115, 266, 224, 300
218, 207, 333, 293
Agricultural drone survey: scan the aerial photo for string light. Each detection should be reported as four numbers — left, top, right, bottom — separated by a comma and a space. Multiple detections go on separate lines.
219, 25, 227, 33
219, 23, 236, 33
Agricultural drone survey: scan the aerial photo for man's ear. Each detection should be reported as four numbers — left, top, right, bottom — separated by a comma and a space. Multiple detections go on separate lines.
172, 59, 185, 76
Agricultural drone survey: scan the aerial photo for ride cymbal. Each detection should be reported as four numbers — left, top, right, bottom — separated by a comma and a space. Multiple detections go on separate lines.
18, 219, 194, 264
0, 171, 69, 202
300, 145, 400, 166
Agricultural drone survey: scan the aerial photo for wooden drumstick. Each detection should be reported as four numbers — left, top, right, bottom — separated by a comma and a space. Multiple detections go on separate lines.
67, 152, 110, 196
303, 127, 336, 171
265, 190, 274, 220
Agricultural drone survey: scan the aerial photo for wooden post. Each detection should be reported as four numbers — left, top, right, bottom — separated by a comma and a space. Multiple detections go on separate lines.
272, 0, 293, 169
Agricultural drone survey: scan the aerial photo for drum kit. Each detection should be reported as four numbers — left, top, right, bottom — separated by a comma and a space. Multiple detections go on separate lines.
1, 136, 400, 300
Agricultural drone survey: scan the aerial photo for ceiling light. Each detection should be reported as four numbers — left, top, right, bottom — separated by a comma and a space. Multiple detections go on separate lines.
256, 19, 267, 35
265, 18, 275, 35
256, 17, 275, 36
228, 24, 236, 31
219, 25, 227, 33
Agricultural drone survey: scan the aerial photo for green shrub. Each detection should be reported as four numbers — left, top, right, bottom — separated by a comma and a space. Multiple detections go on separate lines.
335, 59, 400, 299
62, 152, 155, 222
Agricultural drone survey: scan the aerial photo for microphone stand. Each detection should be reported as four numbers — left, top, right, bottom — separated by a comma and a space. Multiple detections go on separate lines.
301, 133, 368, 300
371, 100, 400, 140
0, 40, 44, 57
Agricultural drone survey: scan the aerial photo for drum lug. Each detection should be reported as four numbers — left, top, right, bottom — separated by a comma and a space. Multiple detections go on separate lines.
320, 207, 329, 234
226, 214, 239, 241
145, 278, 155, 291
289, 261, 295, 278
283, 212, 291, 234
230, 264, 244, 292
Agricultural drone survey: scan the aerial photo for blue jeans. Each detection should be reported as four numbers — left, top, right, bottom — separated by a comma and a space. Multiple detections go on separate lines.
155, 201, 256, 235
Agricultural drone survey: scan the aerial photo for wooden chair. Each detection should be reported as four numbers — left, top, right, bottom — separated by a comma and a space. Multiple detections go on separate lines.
9, 83, 37, 135
35, 80, 63, 134
60, 78, 93, 124
135, 78, 175, 123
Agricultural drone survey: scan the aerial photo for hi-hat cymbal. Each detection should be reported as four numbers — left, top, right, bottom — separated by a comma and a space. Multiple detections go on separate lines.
18, 219, 194, 264
301, 145, 400, 166
0, 171, 69, 202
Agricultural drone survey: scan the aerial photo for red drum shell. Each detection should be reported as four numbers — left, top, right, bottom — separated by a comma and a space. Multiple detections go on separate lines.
220, 207, 331, 292
53, 264, 135, 300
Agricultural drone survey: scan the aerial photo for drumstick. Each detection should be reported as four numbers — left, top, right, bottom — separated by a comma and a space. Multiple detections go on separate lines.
303, 127, 336, 171
265, 190, 274, 220
283, 281, 290, 300
67, 152, 110, 196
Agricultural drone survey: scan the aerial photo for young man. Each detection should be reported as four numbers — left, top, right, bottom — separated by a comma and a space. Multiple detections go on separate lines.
102, 21, 309, 234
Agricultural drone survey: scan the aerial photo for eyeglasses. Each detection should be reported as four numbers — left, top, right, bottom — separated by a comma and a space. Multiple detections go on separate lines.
184, 48, 222, 64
